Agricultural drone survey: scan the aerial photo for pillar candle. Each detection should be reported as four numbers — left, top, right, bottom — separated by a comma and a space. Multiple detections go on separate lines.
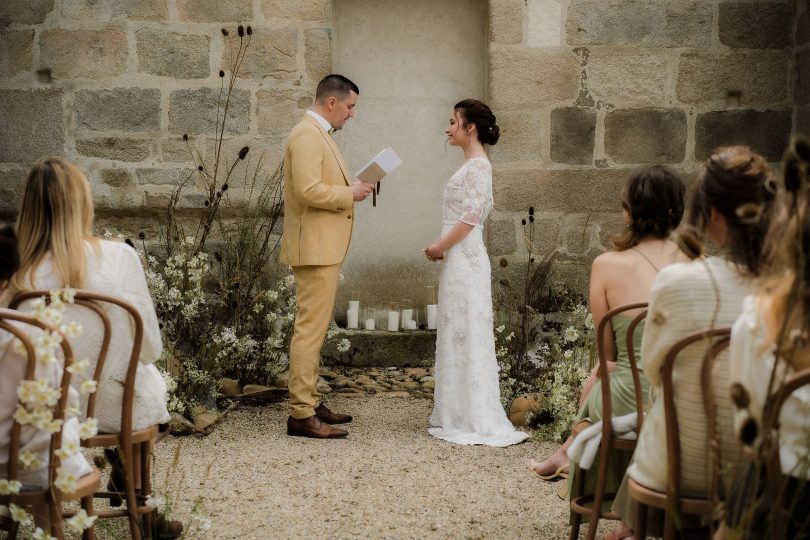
401, 309, 414, 327
365, 318, 376, 330
427, 304, 438, 330
387, 310, 400, 332
347, 308, 359, 329
407, 320, 417, 330
348, 300, 360, 312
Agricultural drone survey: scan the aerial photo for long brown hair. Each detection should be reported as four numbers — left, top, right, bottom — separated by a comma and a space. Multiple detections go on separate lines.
12, 157, 99, 291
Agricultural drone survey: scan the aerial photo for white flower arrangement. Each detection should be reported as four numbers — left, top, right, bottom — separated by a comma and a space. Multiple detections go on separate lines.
8, 503, 32, 526
65, 509, 97, 533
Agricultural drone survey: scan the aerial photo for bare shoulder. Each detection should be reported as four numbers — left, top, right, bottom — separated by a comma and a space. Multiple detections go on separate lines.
591, 249, 631, 272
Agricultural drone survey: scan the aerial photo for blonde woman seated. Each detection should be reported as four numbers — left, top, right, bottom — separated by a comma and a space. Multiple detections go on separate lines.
722, 139, 810, 540
0, 224, 91, 528
12, 157, 170, 433
608, 146, 777, 540
530, 165, 687, 482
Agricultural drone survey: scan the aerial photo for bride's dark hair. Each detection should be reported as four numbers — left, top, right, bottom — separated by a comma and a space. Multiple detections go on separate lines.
454, 99, 500, 146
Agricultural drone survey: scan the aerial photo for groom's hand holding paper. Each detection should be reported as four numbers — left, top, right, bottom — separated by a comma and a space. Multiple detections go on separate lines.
355, 147, 402, 206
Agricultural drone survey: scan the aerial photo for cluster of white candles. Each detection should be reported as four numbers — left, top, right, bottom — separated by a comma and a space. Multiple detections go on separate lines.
345, 301, 439, 331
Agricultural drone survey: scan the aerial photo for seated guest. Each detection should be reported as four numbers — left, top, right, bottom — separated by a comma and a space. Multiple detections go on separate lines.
0, 223, 91, 526
530, 165, 687, 483
723, 138, 810, 539
609, 146, 777, 539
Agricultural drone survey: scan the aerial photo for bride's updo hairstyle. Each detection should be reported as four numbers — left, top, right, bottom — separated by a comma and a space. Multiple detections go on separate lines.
612, 165, 685, 251
454, 99, 500, 146
680, 145, 777, 276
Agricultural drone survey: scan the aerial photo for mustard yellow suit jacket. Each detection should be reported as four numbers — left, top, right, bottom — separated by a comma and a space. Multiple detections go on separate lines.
279, 115, 355, 267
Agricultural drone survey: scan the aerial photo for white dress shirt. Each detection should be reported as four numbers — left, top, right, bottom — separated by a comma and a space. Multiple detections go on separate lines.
306, 110, 334, 133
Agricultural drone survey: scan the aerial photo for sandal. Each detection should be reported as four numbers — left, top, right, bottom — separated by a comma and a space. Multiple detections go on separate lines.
528, 459, 569, 481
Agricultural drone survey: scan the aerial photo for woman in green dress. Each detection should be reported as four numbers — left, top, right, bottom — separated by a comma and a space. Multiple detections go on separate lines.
530, 165, 688, 480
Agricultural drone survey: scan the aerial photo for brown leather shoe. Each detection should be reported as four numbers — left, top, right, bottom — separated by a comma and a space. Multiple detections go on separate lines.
287, 415, 348, 438
315, 403, 353, 424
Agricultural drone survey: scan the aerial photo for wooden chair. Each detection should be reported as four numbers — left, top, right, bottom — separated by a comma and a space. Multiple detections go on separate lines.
628, 327, 732, 540
11, 291, 158, 540
0, 308, 101, 540
569, 302, 649, 540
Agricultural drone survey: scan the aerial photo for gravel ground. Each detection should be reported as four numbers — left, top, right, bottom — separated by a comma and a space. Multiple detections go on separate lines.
16, 396, 612, 539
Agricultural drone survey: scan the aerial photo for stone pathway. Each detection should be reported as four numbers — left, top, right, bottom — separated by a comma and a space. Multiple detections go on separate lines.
48, 395, 615, 539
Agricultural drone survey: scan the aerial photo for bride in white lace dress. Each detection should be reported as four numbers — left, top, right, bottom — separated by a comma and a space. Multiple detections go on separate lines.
423, 99, 528, 447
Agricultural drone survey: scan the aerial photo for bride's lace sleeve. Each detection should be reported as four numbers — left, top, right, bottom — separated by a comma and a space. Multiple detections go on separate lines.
460, 159, 493, 226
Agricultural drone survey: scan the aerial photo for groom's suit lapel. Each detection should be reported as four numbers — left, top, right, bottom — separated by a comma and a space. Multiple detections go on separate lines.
303, 115, 351, 187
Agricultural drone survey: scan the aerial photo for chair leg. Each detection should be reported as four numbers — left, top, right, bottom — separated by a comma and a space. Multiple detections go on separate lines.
9, 520, 20, 540
81, 495, 95, 540
663, 511, 676, 540
140, 439, 154, 540
122, 445, 144, 540
569, 472, 583, 540
635, 502, 648, 540
50, 500, 65, 540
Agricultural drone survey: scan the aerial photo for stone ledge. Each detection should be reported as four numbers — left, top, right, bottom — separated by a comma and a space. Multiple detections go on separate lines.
321, 329, 436, 368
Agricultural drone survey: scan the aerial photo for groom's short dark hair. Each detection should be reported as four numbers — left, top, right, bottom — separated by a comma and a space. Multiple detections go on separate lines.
316, 74, 359, 103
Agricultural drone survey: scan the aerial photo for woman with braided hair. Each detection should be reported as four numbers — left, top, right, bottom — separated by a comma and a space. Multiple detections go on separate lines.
530, 165, 688, 482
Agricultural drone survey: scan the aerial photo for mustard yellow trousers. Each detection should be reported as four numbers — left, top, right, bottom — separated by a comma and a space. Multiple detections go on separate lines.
288, 263, 340, 419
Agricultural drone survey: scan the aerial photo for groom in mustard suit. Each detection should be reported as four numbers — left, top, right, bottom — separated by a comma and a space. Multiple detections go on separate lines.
281, 75, 374, 438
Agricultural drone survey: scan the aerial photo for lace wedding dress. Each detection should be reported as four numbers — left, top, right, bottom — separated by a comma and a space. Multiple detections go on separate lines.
428, 157, 528, 447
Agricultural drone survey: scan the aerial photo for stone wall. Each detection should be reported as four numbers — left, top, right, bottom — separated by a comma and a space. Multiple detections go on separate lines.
0, 0, 800, 308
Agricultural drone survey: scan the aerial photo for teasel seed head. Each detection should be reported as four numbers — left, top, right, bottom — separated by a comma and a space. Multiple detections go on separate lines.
246, 26, 253, 36
222, 183, 229, 192
198, 165, 204, 171
219, 70, 225, 78
238, 146, 250, 160
238, 25, 245, 37
221, 28, 229, 37
182, 133, 189, 141
138, 231, 145, 240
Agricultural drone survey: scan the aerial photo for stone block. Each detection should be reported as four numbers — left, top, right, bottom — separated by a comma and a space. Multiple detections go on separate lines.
487, 218, 517, 256
321, 330, 436, 368
598, 216, 625, 249
76, 137, 152, 162
528, 0, 562, 47
605, 108, 687, 164
169, 88, 250, 135
161, 137, 199, 163
257, 89, 310, 135
176, 0, 253, 22
798, 50, 810, 106
58, 0, 111, 21
490, 49, 579, 107
137, 29, 210, 79
135, 168, 192, 186
0, 168, 27, 215
489, 0, 523, 45
0, 30, 33, 76
695, 110, 792, 162
677, 51, 789, 106
587, 54, 670, 105
75, 88, 161, 132
0, 0, 54, 25
99, 168, 134, 188
493, 167, 629, 213
488, 109, 543, 163
225, 28, 297, 81
551, 107, 596, 165
305, 28, 331, 83
566, 0, 712, 47
111, 0, 168, 20
798, 0, 810, 46
719, 2, 792, 49
564, 215, 597, 255
797, 107, 810, 137
0, 90, 63, 162
39, 29, 128, 80
260, 0, 330, 22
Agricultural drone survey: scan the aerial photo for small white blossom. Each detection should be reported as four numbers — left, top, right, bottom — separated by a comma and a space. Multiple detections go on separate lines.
336, 338, 351, 353
564, 326, 580, 343
78, 418, 99, 440
66, 509, 97, 533
80, 380, 98, 395
67, 358, 91, 376
55, 439, 80, 459
563, 349, 574, 359
60, 321, 83, 338
9, 503, 32, 526
495, 325, 505, 334
54, 468, 79, 494
32, 528, 57, 540
19, 449, 43, 470
0, 479, 23, 495
145, 494, 166, 511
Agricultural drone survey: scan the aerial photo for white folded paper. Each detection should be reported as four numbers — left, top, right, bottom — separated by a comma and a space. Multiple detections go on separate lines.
355, 147, 402, 183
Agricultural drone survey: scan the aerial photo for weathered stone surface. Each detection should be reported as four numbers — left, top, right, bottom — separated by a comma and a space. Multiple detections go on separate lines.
798, 50, 810, 106
798, 0, 810, 46
135, 168, 191, 186
111, 0, 168, 20
260, 0, 330, 22
59, 0, 111, 21
0, 168, 27, 214
75, 88, 161, 132
489, 0, 523, 45
257, 89, 310, 135
493, 167, 630, 213
137, 29, 210, 79
564, 214, 597, 255
322, 330, 436, 368
161, 137, 198, 163
677, 51, 789, 106
176, 0, 252, 22
0, 30, 33, 76
566, 0, 712, 47
0, 0, 54, 25
605, 108, 686, 164
528, 0, 562, 47
227, 28, 297, 81
551, 107, 596, 165
719, 2, 792, 49
488, 109, 543, 163
797, 107, 810, 136
305, 28, 331, 82
598, 216, 625, 249
0, 90, 63, 162
695, 110, 792, 162
587, 54, 670, 105
76, 137, 152, 162
490, 49, 578, 107
39, 29, 128, 80
169, 88, 250, 135
488, 218, 517, 256
99, 168, 134, 188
